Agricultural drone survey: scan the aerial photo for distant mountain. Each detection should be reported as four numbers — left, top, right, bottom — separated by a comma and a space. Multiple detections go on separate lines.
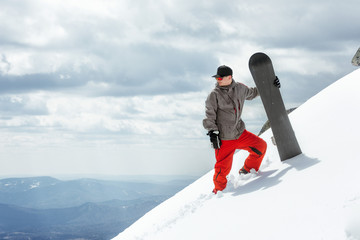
0, 197, 166, 240
0, 176, 195, 209
0, 176, 197, 239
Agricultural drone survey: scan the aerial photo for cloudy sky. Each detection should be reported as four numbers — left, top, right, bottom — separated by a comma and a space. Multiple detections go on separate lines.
0, 0, 358, 178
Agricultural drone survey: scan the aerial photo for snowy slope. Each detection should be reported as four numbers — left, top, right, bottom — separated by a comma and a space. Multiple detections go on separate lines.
113, 69, 360, 240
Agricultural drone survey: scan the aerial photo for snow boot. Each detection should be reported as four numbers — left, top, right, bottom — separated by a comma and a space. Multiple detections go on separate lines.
239, 167, 249, 175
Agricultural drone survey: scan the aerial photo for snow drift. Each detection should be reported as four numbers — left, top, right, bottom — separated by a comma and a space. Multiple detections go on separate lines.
113, 69, 360, 240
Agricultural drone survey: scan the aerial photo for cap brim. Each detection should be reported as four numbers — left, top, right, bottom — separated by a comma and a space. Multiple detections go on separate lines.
212, 74, 221, 78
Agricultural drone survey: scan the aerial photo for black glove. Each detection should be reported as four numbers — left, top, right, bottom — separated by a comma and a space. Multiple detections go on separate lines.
207, 130, 221, 149
273, 76, 281, 88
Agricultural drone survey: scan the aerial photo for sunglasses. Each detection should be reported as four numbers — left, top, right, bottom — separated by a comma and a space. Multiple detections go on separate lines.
215, 77, 223, 80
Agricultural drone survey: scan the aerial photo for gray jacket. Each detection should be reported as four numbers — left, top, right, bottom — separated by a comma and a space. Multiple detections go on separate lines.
203, 80, 259, 140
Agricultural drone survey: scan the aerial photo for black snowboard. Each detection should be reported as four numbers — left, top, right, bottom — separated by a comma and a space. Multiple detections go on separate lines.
249, 52, 302, 161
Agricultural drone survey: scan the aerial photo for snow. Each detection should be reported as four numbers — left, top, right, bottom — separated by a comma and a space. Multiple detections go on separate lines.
113, 69, 360, 240
29, 182, 40, 189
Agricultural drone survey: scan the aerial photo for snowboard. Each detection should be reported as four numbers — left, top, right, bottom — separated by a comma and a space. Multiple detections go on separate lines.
351, 47, 360, 66
249, 52, 302, 161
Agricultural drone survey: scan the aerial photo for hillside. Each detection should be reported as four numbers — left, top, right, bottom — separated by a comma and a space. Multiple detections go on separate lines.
0, 198, 165, 240
114, 69, 360, 240
0, 177, 194, 209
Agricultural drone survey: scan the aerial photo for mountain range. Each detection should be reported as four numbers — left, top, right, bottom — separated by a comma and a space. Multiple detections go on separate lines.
0, 176, 196, 239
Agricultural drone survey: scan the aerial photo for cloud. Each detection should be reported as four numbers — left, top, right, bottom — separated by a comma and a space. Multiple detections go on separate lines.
0, 94, 48, 116
1, 0, 357, 97
0, 73, 82, 94
0, 48, 216, 96
0, 0, 359, 176
0, 91, 207, 144
0, 0, 219, 96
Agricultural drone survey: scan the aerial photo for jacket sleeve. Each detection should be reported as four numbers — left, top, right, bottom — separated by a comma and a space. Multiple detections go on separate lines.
245, 86, 259, 100
203, 91, 218, 132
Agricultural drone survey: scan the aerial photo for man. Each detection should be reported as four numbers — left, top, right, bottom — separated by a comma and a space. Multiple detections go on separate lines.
203, 65, 267, 194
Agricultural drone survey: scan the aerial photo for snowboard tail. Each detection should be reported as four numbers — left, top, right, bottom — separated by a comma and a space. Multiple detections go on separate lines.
249, 52, 302, 161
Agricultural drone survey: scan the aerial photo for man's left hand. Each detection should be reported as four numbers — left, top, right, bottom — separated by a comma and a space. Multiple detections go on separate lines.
273, 76, 281, 88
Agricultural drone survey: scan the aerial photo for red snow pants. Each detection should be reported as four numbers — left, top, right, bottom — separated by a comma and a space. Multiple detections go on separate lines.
213, 130, 267, 191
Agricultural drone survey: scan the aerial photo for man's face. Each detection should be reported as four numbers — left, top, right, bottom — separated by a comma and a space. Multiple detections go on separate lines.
216, 75, 232, 86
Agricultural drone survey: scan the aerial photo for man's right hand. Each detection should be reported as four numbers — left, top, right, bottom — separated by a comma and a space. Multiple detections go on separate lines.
207, 130, 222, 149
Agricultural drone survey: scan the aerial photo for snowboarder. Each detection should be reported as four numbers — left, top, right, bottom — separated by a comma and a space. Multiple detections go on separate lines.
203, 65, 272, 194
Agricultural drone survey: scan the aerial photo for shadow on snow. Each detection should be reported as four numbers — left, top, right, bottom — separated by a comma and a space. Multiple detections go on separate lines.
228, 154, 320, 197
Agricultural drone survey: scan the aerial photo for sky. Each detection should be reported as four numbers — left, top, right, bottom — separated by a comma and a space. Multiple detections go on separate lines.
0, 0, 359, 178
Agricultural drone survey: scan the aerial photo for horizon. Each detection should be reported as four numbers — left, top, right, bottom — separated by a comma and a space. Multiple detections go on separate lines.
0, 173, 202, 182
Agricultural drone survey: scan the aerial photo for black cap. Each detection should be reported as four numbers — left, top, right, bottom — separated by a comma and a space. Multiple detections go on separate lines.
212, 65, 233, 78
